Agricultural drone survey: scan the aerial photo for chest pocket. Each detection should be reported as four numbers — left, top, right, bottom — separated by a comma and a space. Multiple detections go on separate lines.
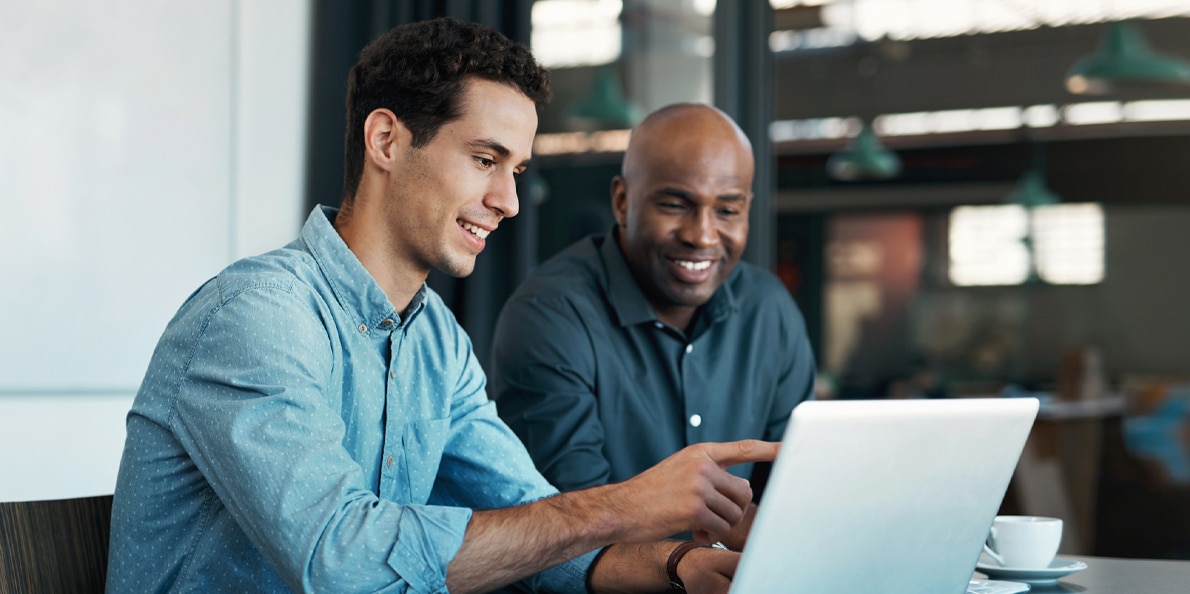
385, 417, 449, 504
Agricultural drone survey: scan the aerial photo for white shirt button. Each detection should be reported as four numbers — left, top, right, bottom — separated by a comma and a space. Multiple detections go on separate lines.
685, 344, 693, 354
654, 322, 664, 329
358, 324, 368, 333
689, 414, 702, 427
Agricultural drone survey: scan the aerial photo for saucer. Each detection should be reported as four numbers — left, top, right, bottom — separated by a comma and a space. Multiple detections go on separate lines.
976, 555, 1088, 585
967, 578, 1031, 594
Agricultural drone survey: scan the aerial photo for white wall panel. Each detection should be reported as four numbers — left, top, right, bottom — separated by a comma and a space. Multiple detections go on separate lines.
0, 0, 310, 501
1, 1, 234, 391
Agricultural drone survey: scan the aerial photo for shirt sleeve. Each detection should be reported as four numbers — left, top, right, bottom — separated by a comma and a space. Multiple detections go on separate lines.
168, 284, 469, 594
430, 304, 596, 594
489, 292, 613, 492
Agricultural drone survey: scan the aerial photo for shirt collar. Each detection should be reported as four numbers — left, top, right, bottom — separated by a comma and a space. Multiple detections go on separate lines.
299, 205, 424, 329
599, 228, 655, 327
598, 226, 740, 329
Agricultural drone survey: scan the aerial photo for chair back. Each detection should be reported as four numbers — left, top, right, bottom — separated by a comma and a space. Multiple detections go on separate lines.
0, 494, 113, 594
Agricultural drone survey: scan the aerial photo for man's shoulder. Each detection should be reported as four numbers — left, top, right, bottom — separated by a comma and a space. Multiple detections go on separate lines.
727, 260, 795, 302
215, 246, 319, 296
173, 247, 326, 322
719, 261, 808, 332
514, 236, 605, 302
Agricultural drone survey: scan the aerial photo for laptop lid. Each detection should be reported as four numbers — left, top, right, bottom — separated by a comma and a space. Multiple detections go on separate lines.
730, 398, 1039, 594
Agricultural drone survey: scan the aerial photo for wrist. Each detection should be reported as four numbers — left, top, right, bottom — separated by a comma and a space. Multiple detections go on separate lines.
666, 541, 712, 591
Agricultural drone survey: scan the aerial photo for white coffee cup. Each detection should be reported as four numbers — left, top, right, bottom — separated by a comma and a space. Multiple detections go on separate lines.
983, 515, 1063, 569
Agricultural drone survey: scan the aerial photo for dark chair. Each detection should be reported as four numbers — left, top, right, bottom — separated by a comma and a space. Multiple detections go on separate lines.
0, 494, 113, 594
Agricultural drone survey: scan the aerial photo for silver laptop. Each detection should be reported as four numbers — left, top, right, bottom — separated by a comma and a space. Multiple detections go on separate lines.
731, 398, 1039, 594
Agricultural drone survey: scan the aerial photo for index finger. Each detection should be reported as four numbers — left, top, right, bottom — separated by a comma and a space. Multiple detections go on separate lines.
702, 440, 780, 468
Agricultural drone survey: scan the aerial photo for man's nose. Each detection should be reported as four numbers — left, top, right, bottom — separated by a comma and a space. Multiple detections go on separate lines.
679, 208, 717, 247
486, 170, 520, 219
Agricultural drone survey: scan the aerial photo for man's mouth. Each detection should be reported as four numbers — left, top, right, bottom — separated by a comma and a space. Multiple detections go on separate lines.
668, 257, 717, 283
675, 259, 711, 272
459, 221, 491, 239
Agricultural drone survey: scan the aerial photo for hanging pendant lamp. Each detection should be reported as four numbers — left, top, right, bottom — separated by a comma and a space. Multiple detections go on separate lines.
565, 67, 640, 131
1066, 20, 1190, 95
826, 121, 901, 181
1005, 169, 1060, 208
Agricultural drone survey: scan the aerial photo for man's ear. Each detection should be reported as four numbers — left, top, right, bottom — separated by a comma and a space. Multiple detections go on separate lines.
610, 175, 628, 227
362, 108, 410, 172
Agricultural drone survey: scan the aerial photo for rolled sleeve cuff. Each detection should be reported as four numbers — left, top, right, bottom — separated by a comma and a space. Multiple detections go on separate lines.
387, 504, 473, 594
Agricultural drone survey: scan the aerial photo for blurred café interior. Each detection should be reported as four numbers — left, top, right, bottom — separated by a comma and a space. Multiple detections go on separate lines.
4, 0, 1190, 569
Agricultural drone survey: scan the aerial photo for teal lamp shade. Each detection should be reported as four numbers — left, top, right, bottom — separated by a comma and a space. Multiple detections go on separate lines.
1005, 169, 1061, 208
565, 68, 640, 131
826, 122, 902, 181
1066, 20, 1190, 94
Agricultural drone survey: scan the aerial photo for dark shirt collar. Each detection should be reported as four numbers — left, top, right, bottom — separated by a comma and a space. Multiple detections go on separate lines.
597, 226, 739, 330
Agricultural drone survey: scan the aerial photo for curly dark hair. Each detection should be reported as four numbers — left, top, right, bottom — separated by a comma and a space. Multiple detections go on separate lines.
341, 17, 552, 203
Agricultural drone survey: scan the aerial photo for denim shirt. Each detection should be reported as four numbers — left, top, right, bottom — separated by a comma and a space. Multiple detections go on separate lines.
108, 206, 593, 593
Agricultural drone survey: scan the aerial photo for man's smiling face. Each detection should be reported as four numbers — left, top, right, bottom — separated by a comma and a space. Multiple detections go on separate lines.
612, 104, 753, 330
384, 77, 537, 279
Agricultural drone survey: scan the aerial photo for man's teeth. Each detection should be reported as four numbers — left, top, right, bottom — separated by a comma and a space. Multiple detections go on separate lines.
461, 222, 490, 239
677, 260, 711, 271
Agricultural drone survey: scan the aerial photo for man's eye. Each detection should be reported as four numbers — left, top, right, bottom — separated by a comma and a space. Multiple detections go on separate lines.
659, 202, 684, 210
476, 157, 495, 168
719, 208, 739, 217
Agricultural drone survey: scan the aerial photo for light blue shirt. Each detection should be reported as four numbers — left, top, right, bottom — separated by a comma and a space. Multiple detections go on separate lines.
108, 206, 594, 593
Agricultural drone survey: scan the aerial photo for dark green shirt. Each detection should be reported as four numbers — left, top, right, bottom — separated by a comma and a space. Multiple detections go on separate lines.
489, 231, 816, 491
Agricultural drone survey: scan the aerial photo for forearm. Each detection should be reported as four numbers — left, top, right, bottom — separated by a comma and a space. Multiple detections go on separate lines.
586, 542, 673, 593
444, 440, 776, 593
445, 488, 620, 593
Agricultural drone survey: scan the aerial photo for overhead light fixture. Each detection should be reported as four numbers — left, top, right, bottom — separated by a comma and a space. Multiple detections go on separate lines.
565, 67, 640, 132
1005, 169, 1060, 208
826, 121, 901, 181
1066, 20, 1190, 95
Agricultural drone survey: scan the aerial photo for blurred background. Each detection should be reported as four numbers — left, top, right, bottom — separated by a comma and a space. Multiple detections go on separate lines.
3, 0, 1189, 561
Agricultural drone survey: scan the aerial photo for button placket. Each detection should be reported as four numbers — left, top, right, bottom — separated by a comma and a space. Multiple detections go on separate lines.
380, 327, 402, 488
681, 338, 704, 438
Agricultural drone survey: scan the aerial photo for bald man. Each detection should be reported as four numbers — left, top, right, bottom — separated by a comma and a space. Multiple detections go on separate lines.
489, 103, 816, 549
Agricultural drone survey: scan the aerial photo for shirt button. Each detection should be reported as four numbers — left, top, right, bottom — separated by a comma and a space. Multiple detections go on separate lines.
380, 319, 394, 327
685, 344, 693, 354
386, 456, 394, 467
389, 371, 395, 379
654, 322, 664, 329
689, 414, 702, 427
358, 324, 368, 333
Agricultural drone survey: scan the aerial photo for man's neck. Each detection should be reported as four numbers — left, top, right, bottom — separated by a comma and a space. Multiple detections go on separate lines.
333, 203, 426, 314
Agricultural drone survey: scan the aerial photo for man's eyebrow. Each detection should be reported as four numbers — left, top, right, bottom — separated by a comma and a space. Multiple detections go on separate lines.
658, 188, 695, 201
656, 188, 748, 202
471, 139, 531, 169
471, 139, 511, 158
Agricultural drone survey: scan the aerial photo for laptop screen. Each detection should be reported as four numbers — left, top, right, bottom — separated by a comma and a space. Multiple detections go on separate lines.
730, 398, 1039, 594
